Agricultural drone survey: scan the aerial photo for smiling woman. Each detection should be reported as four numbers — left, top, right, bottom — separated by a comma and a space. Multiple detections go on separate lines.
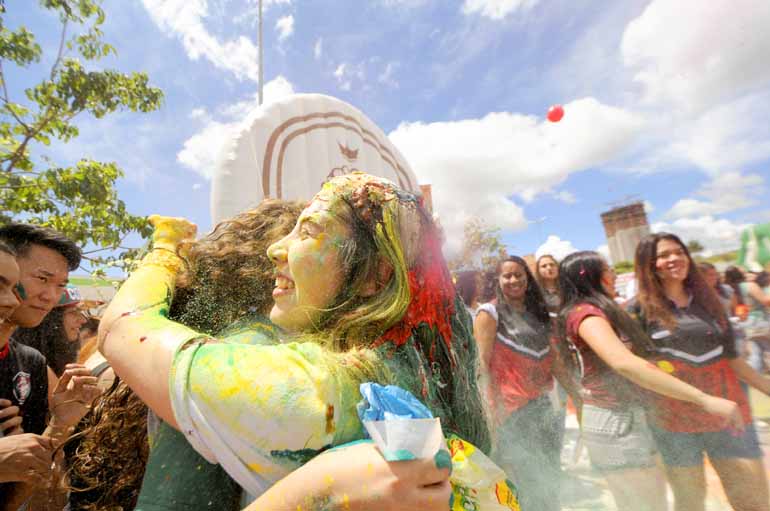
631, 232, 770, 511
98, 173, 507, 509
473, 255, 564, 511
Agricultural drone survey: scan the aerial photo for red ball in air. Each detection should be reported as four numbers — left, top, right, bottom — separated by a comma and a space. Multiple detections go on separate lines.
547, 104, 564, 123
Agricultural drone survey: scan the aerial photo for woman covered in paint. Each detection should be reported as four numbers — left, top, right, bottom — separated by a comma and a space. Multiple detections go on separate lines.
99, 173, 497, 508
631, 233, 770, 511
473, 255, 566, 511
72, 199, 449, 511
558, 250, 744, 511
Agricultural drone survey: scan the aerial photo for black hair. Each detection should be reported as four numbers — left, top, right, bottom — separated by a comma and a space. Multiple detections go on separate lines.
697, 261, 728, 299
724, 266, 745, 305
478, 268, 498, 303
558, 251, 655, 358
495, 255, 550, 327
0, 239, 17, 257
455, 270, 478, 308
13, 307, 80, 376
0, 223, 81, 271
755, 271, 770, 289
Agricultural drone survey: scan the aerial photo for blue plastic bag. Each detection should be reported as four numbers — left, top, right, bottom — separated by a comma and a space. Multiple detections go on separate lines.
357, 382, 434, 423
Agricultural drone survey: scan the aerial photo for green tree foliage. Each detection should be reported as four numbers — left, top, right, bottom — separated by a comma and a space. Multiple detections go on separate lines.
613, 260, 634, 274
0, 0, 163, 274
686, 239, 704, 255
448, 217, 508, 272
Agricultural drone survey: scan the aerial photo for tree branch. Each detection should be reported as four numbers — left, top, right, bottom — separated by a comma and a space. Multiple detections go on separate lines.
0, 62, 32, 133
0, 61, 10, 103
82, 233, 132, 254
2, 109, 58, 174
50, 19, 68, 80
0, 182, 49, 190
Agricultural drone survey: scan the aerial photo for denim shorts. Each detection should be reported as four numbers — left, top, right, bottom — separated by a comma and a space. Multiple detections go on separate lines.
581, 404, 658, 472
650, 421, 762, 467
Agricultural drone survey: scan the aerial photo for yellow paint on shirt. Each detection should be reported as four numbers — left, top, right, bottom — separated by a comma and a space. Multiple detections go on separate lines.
657, 360, 675, 373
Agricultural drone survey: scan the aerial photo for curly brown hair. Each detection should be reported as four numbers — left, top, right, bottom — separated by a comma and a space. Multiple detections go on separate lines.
171, 199, 305, 334
64, 379, 149, 511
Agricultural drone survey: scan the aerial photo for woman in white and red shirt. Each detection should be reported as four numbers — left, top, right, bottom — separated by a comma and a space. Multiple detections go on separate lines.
474, 255, 564, 511
632, 232, 770, 511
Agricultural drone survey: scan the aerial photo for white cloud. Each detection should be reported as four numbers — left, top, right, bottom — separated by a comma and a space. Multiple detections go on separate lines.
177, 76, 295, 179
378, 61, 399, 88
596, 244, 611, 263
643, 200, 655, 214
553, 190, 576, 204
461, 0, 539, 20
621, 0, 770, 112
177, 120, 238, 180
141, 0, 260, 82
379, 0, 430, 6
313, 37, 323, 60
189, 107, 207, 120
665, 171, 765, 219
333, 63, 346, 78
552, 1, 770, 183
219, 75, 296, 119
233, 0, 294, 27
389, 97, 645, 251
275, 15, 294, 41
652, 216, 752, 255
192, 183, 203, 191
652, 91, 770, 175
333, 61, 365, 91
535, 235, 578, 262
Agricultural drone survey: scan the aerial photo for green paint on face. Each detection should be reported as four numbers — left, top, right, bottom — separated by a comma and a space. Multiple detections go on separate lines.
15, 283, 26, 300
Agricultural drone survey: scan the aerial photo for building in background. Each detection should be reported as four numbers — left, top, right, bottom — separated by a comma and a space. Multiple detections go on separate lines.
601, 201, 650, 264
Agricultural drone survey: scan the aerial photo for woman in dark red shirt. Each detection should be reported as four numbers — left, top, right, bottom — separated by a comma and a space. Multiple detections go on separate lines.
559, 250, 741, 511
474, 255, 562, 511
633, 232, 770, 511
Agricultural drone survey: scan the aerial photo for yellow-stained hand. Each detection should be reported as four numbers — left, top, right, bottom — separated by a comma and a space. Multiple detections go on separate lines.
148, 215, 197, 254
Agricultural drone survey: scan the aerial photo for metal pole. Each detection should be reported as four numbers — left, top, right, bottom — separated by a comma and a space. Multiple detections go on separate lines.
258, 0, 263, 105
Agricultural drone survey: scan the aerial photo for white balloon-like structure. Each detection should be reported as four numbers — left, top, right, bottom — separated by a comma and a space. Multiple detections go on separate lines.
210, 93, 420, 224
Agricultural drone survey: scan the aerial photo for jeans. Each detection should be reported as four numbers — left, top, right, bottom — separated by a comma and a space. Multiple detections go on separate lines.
492, 395, 562, 511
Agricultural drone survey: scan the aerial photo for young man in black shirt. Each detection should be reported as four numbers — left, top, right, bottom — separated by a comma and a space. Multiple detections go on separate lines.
0, 224, 101, 507
0, 239, 56, 494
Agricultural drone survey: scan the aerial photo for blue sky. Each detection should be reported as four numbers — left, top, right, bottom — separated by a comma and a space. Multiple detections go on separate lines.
6, 0, 770, 270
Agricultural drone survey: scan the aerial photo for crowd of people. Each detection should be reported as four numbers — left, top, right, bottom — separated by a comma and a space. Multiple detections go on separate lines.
0, 172, 769, 511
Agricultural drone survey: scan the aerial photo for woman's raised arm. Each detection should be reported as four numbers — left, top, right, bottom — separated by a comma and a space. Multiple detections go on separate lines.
98, 216, 200, 427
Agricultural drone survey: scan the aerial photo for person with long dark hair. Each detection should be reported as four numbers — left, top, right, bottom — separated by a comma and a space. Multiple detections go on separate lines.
633, 232, 770, 511
536, 254, 562, 315
697, 262, 736, 315
473, 255, 563, 511
558, 250, 742, 511
455, 270, 480, 319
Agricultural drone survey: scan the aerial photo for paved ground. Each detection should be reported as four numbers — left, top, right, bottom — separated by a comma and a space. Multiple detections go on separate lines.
559, 389, 770, 510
